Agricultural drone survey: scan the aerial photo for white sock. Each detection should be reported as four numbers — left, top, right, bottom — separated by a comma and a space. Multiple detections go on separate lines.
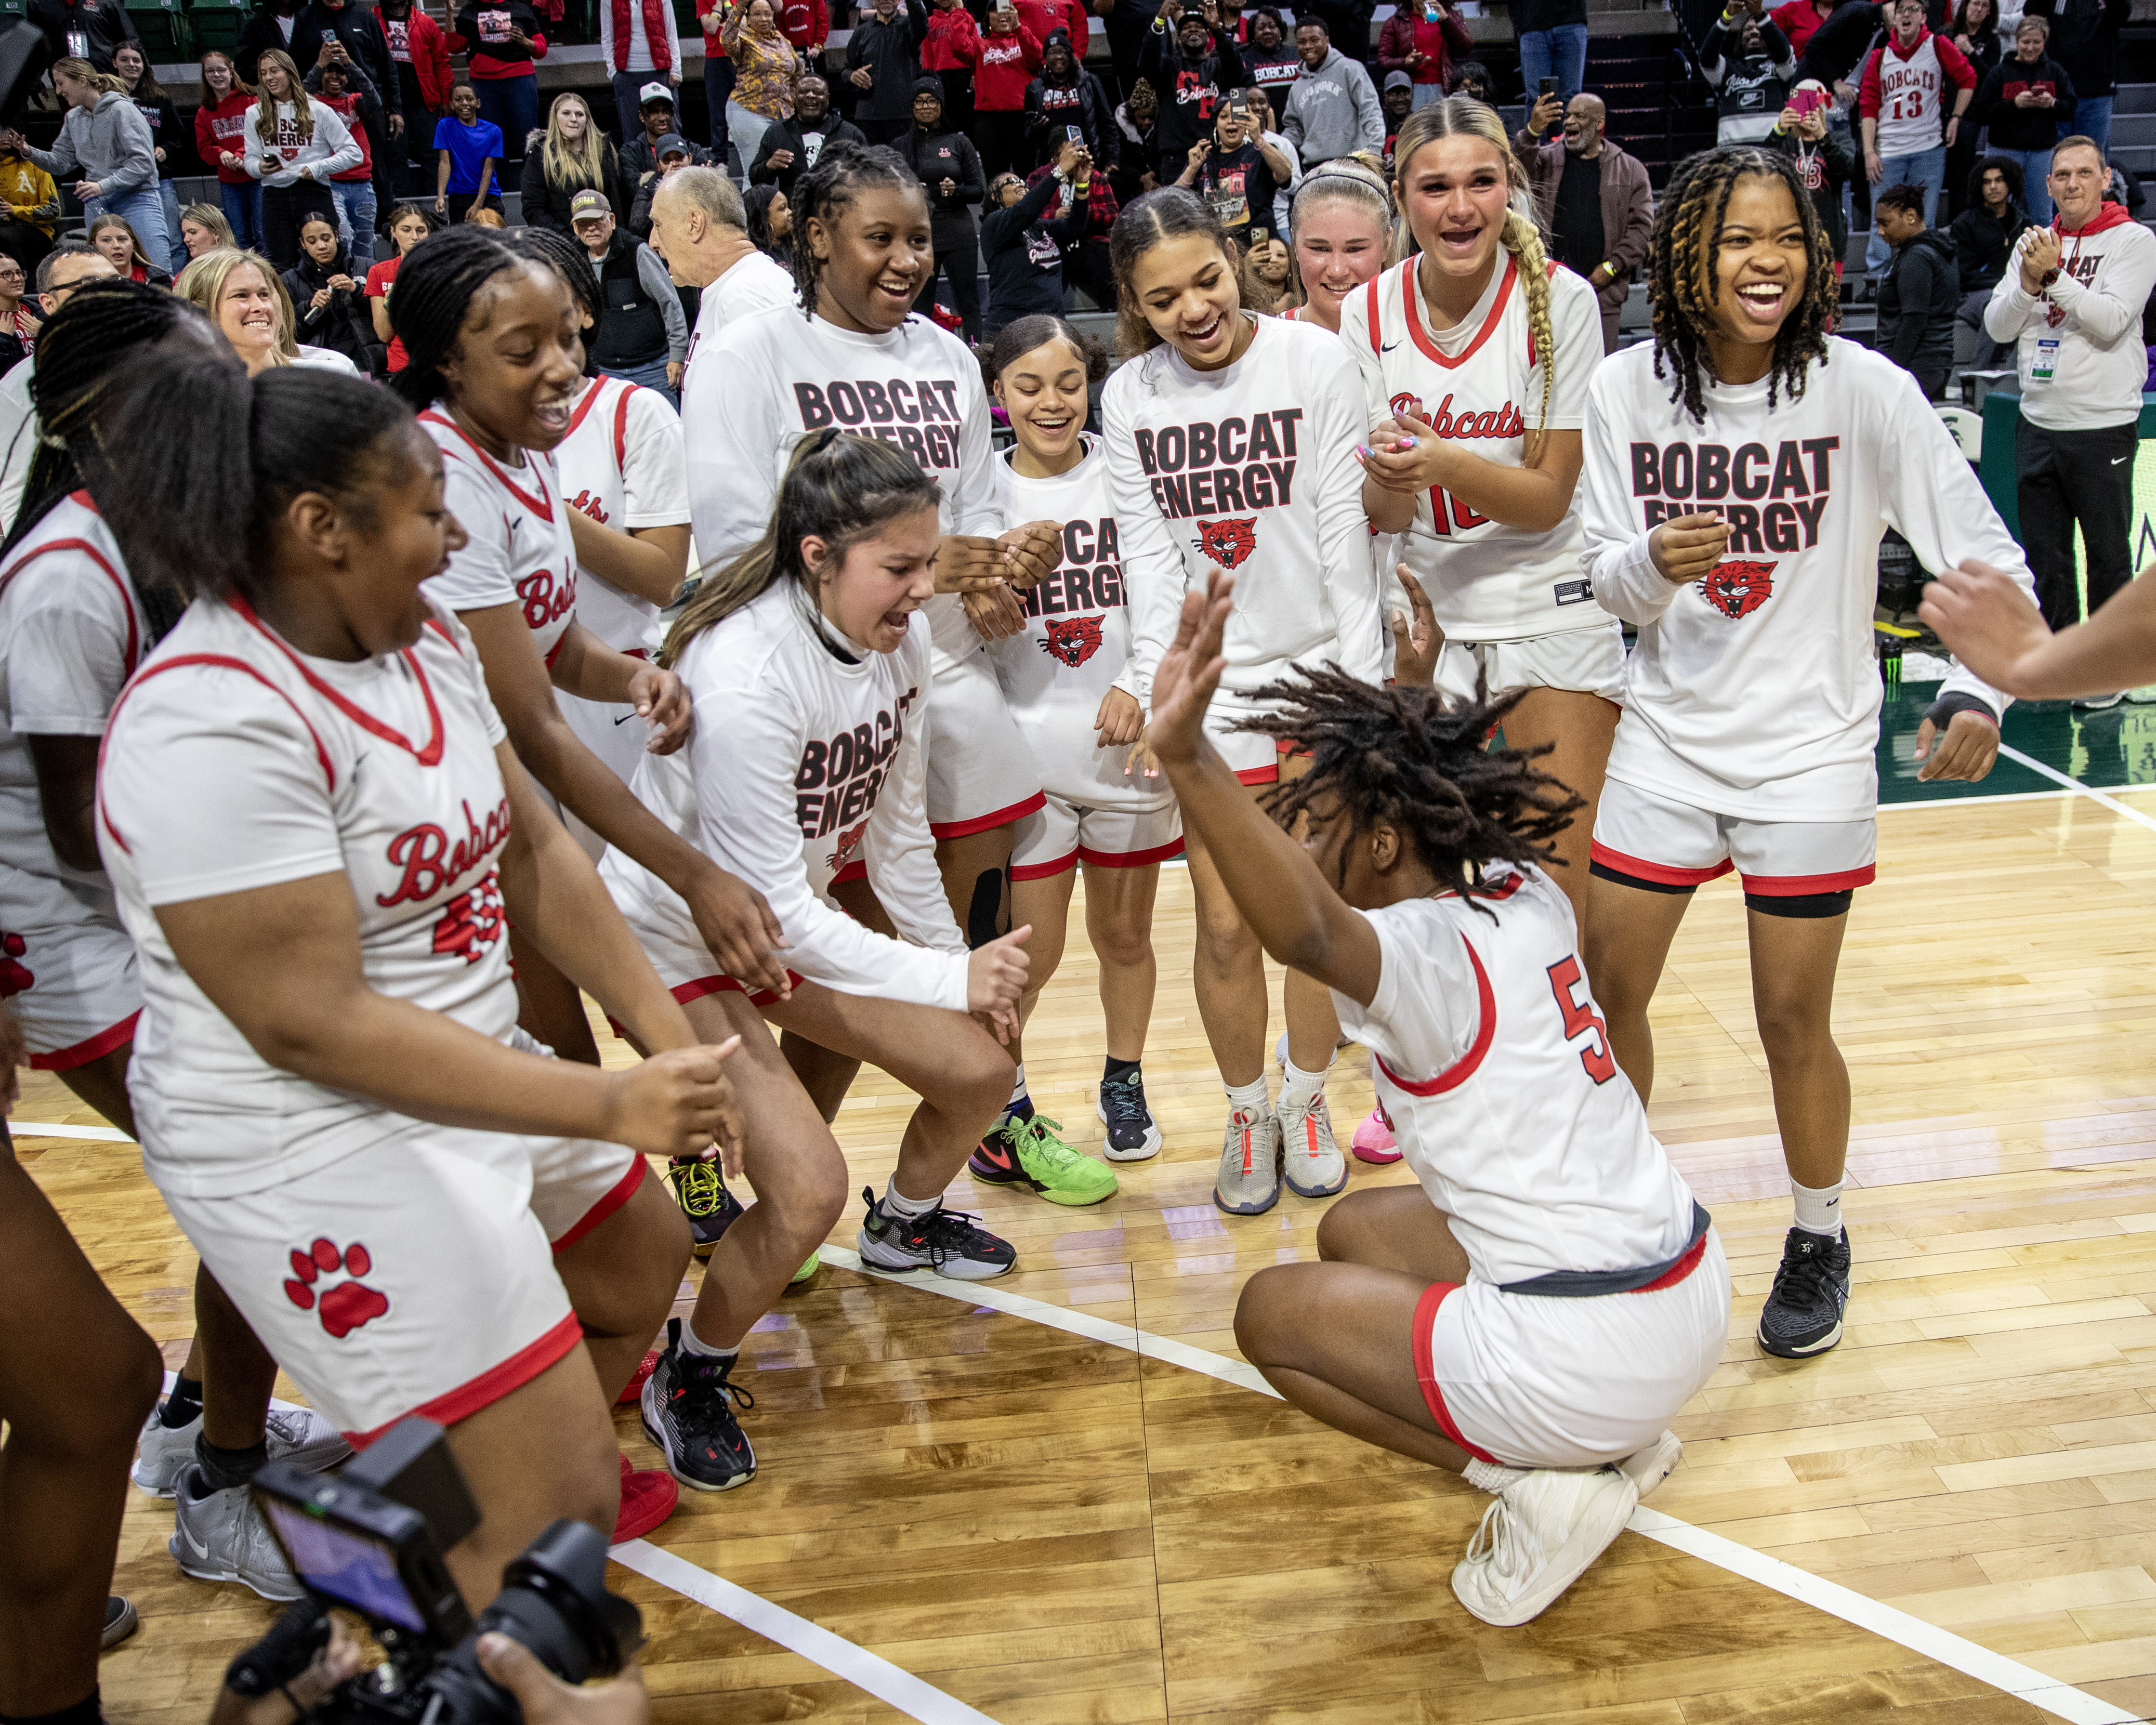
879, 1179, 939, 1220
1791, 1178, 1845, 1237
1225, 1076, 1270, 1120
1280, 1055, 1331, 1115
1003, 1064, 1029, 1116
678, 1323, 737, 1361
1464, 1458, 1524, 1494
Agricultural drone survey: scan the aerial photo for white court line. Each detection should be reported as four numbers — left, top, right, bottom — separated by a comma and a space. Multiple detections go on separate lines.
10, 1120, 133, 1141
1997, 743, 2156, 838
818, 1249, 2138, 1725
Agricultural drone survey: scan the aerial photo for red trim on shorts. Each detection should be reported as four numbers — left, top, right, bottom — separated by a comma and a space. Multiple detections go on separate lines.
672, 971, 802, 1010
1375, 936, 1494, 1096
1078, 836, 1185, 868
1411, 1282, 1500, 1465
1739, 865, 1876, 896
550, 1154, 650, 1253
341, 1310, 584, 1451
28, 1009, 140, 1072
928, 789, 1046, 840
1588, 841, 1734, 888
1010, 849, 1079, 881
1631, 1228, 1711, 1294
831, 859, 866, 884
1235, 763, 1280, 785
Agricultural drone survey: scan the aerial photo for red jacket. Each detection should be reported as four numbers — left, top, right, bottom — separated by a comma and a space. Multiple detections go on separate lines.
1768, 0, 1835, 57
779, 0, 827, 50
921, 2, 980, 71
383, 6, 457, 110
974, 23, 1042, 110
1377, 6, 1470, 86
194, 87, 255, 184
1013, 0, 1084, 62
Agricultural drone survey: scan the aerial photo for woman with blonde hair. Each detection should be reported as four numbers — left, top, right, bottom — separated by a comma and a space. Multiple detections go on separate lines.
242, 49, 361, 270
86, 211, 169, 286
178, 201, 237, 260
1281, 157, 1395, 330
519, 92, 626, 237
0, 58, 166, 266
175, 246, 360, 377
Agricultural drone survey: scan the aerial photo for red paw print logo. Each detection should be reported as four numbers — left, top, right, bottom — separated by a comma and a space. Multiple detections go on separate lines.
0, 931, 32, 998
283, 1238, 390, 1338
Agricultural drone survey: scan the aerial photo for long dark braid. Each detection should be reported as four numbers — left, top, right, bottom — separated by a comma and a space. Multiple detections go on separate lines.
506, 222, 600, 374
1231, 673, 1585, 913
1647, 146, 1837, 425
791, 142, 924, 322
388, 223, 533, 410
1, 279, 217, 641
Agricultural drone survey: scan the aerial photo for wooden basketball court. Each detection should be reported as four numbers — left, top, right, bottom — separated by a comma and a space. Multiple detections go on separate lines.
27, 682, 2156, 1723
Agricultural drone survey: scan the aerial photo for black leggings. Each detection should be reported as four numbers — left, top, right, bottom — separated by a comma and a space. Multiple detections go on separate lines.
975, 109, 1029, 179
259, 178, 337, 271
914, 244, 981, 344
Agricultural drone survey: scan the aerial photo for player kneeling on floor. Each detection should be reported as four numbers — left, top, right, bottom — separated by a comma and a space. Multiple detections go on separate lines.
1147, 570, 1731, 1628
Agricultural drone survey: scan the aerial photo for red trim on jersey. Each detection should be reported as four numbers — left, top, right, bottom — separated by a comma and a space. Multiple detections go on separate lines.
1009, 849, 1078, 881
68, 489, 99, 513
1588, 841, 1734, 889
0, 535, 140, 677
1234, 762, 1280, 785
1375, 935, 1495, 1096
1739, 864, 1876, 896
1079, 835, 1186, 868
928, 788, 1046, 840
671, 970, 804, 1010
1436, 871, 1528, 905
613, 381, 634, 471
419, 409, 558, 522
1363, 276, 1382, 354
544, 630, 569, 670
341, 1311, 585, 1450
1401, 254, 1517, 371
1631, 1227, 1711, 1294
228, 592, 446, 768
97, 653, 337, 853
562, 376, 613, 441
831, 859, 866, 884
29, 1009, 141, 1072
549, 1154, 650, 1252
1410, 1282, 1500, 1465
425, 618, 462, 653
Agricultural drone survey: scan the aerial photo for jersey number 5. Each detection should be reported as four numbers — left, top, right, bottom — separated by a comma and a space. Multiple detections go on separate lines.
1424, 484, 1491, 536
1546, 955, 1617, 1085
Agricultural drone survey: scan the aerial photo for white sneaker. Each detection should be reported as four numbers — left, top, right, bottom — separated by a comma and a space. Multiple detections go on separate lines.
2130, 686, 2156, 704
2074, 691, 2125, 710
1213, 1106, 1281, 1215
1451, 1465, 1639, 1627
170, 1465, 306, 1601
1278, 1091, 1348, 1199
134, 1398, 349, 1498
1616, 1429, 1682, 1500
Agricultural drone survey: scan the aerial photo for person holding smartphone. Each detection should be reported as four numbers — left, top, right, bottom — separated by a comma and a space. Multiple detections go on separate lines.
1376, 0, 1471, 108
1768, 79, 1856, 275
1176, 92, 1278, 251
1700, 0, 1798, 145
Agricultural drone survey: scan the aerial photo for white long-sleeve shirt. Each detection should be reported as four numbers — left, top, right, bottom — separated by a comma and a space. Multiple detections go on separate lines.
1101, 312, 1381, 716
598, 0, 682, 75
1983, 208, 2156, 431
600, 582, 968, 1010
1583, 337, 2034, 822
242, 98, 362, 188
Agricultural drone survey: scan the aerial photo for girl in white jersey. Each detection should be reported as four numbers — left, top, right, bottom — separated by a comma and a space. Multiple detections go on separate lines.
1580, 145, 2034, 1363
87, 355, 738, 1608
1279, 159, 1396, 333
964, 316, 1173, 1207
1102, 186, 1379, 1216
1149, 570, 1727, 1628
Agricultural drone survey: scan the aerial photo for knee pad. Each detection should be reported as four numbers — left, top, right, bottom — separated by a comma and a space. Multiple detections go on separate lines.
1744, 889, 1853, 920
1589, 858, 1697, 897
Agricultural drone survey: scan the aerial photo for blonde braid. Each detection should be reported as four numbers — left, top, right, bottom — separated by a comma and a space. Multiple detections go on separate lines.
1499, 206, 1555, 435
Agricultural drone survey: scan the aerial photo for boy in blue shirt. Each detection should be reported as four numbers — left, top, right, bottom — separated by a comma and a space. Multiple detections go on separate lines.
433, 84, 503, 221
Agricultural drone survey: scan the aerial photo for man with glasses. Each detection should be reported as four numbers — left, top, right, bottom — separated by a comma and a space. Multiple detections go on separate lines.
0, 248, 117, 529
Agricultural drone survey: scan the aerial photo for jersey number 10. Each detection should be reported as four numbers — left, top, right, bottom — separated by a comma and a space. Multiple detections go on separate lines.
1546, 955, 1618, 1085
1425, 485, 1491, 536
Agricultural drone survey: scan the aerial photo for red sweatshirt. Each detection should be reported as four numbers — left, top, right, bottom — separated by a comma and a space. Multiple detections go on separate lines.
974, 23, 1042, 110
1013, 0, 1084, 61
921, 2, 980, 71
194, 88, 256, 186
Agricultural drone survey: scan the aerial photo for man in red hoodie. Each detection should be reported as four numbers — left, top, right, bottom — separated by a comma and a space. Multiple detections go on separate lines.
1859, 0, 1975, 274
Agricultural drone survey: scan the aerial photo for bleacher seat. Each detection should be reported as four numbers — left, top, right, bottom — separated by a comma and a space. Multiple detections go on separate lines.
186, 0, 246, 55
125, 0, 189, 58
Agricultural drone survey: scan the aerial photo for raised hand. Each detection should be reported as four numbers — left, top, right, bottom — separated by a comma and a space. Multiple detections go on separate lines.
1389, 567, 1444, 687
1145, 569, 1233, 767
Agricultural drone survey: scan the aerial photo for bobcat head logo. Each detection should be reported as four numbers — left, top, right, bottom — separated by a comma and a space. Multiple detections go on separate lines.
826, 819, 870, 873
1042, 615, 1106, 668
1195, 517, 1258, 570
1698, 558, 1777, 620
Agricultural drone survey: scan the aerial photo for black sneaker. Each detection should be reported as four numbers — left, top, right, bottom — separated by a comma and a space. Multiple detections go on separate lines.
669, 1157, 745, 1261
1757, 1227, 1852, 1359
855, 1185, 1017, 1281
1096, 1070, 1163, 1162
639, 1318, 756, 1492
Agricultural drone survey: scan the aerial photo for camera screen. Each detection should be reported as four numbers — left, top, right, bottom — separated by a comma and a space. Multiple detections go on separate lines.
258, 1497, 428, 1634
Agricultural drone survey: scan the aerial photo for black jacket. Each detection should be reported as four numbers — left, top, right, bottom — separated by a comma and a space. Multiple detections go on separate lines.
1948, 198, 2028, 294
1878, 225, 1959, 383
982, 166, 1088, 330
844, 0, 930, 123
1947, 25, 2000, 80
1971, 55, 2077, 151
126, 89, 181, 179
283, 246, 380, 371
1137, 20, 1246, 167
1768, 122, 1856, 258
2023, 0, 2129, 99
27, 0, 136, 72
898, 124, 984, 251
1026, 69, 1120, 167
747, 114, 868, 196
620, 132, 709, 185
519, 137, 628, 236
1702, 16, 1796, 133
1794, 0, 1883, 86
241, 1, 401, 118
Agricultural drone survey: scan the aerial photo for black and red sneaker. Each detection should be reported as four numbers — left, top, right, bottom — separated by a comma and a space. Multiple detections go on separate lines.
669, 1157, 745, 1262
640, 1318, 756, 1492
855, 1185, 1017, 1280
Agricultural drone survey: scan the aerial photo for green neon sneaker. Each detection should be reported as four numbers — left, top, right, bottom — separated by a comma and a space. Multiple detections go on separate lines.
967, 1113, 1118, 1207
789, 1249, 820, 1287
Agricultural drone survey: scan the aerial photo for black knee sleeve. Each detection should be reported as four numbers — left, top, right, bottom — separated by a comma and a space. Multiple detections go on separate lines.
1589, 858, 1697, 897
1744, 889, 1853, 920
965, 868, 1007, 950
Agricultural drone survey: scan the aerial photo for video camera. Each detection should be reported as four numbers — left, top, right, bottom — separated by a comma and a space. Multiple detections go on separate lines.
224, 1418, 642, 1725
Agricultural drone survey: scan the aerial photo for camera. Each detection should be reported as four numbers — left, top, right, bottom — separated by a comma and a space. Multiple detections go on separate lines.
225, 1418, 642, 1725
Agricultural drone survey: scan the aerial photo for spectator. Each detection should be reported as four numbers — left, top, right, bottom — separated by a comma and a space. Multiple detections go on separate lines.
645, 163, 794, 353
234, 0, 303, 83
1701, 0, 1798, 145
1952, 153, 2024, 363
0, 248, 116, 528
0, 256, 30, 371
452, 0, 546, 167
1513, 0, 1588, 104
1305, 0, 1375, 71
177, 199, 236, 260
313, 58, 382, 253
777, 0, 829, 59
1239, 83, 1300, 230
601, 0, 683, 145
282, 209, 381, 371
696, 0, 733, 154
1016, 0, 1088, 58
900, 77, 984, 341
112, 43, 182, 276
244, 48, 363, 269
1449, 57, 1496, 103
1768, 82, 1857, 278
1027, 135, 1118, 302
748, 74, 865, 196
744, 180, 793, 264
723, 0, 804, 175
1242, 9, 1303, 101
1101, 0, 1166, 105
85, 209, 167, 286
982, 147, 1090, 332
622, 82, 696, 182
378, 0, 456, 198
1515, 89, 1652, 351
1179, 87, 1278, 248
1769, 0, 1839, 60
1973, 15, 2071, 220
844, 0, 929, 146
298, 0, 405, 217
628, 133, 700, 236
26, 0, 136, 73
1984, 137, 2156, 680
0, 139, 57, 277
1794, 0, 1884, 98
2, 59, 164, 269
1281, 18, 1382, 169
522, 93, 629, 239
364, 197, 435, 372
922, 0, 983, 133
2022, 0, 2127, 156
570, 188, 688, 402
1380, 68, 1414, 169
1377, 0, 1469, 109
173, 244, 361, 374
1943, 0, 2004, 214
1027, 29, 1118, 167
1112, 76, 1163, 199
194, 49, 261, 249
433, 82, 504, 223
1873, 180, 1959, 394
1860, 0, 1976, 276
1138, 0, 1246, 178
975, 1, 1045, 176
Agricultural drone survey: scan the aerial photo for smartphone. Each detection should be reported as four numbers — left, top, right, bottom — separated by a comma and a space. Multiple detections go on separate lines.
1789, 85, 1827, 117
1066, 124, 1085, 143
1251, 226, 1269, 244
1227, 96, 1251, 117
1538, 75, 1557, 98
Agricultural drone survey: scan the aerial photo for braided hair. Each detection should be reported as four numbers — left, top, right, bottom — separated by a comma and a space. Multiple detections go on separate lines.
506, 222, 601, 372
1647, 146, 1836, 425
791, 142, 925, 322
1233, 672, 1584, 909
0, 280, 221, 640
387, 223, 542, 410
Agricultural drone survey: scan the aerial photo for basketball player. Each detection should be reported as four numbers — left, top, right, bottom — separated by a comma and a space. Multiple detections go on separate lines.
1280, 160, 1395, 333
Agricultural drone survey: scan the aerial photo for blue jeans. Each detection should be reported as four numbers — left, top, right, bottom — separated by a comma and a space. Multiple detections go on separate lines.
1518, 22, 1588, 103
1999, 144, 2054, 222
604, 352, 676, 405
474, 74, 540, 166
220, 179, 262, 250
1865, 143, 1947, 274
84, 185, 170, 274
2070, 94, 2113, 156
334, 179, 378, 255
154, 180, 185, 274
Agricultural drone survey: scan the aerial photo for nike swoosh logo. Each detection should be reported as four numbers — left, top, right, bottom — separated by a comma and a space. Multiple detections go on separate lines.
614, 712, 638, 725
1381, 339, 1401, 352
2113, 456, 2132, 465
977, 1143, 1013, 1170
181, 1522, 213, 1561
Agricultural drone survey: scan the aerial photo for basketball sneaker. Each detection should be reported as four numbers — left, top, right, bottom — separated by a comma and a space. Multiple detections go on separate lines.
1351, 1105, 1401, 1164
669, 1157, 745, 1261
968, 1114, 1117, 1206
1279, 1091, 1348, 1198
170, 1465, 306, 1600
1097, 1070, 1163, 1161
616, 1350, 660, 1407
857, 1186, 1019, 1279
640, 1318, 756, 1493
1451, 1465, 1639, 1627
134, 1398, 348, 1498
1214, 1105, 1281, 1215
1618, 1430, 1684, 1500
103, 1596, 138, 1651
790, 1249, 821, 1287
1757, 1226, 1851, 1359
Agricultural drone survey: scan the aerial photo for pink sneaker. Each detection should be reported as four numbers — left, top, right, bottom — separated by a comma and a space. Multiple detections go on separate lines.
1351, 1106, 1400, 1164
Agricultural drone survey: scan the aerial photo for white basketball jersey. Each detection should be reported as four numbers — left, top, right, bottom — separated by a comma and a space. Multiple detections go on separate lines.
555, 374, 689, 659
420, 409, 580, 666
